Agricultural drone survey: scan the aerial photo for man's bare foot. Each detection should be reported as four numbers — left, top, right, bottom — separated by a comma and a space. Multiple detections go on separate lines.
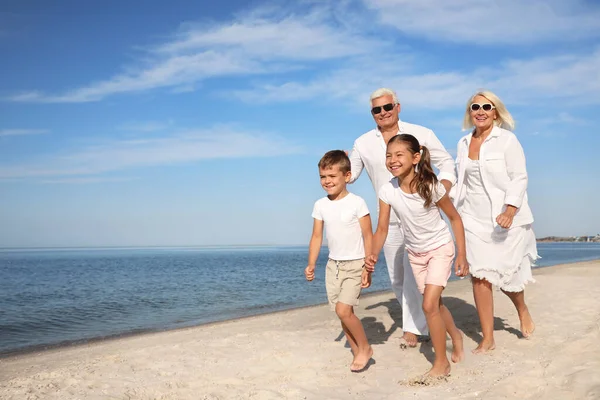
426, 361, 451, 377
350, 346, 373, 372
518, 307, 535, 338
472, 339, 495, 354
399, 332, 418, 349
451, 330, 465, 363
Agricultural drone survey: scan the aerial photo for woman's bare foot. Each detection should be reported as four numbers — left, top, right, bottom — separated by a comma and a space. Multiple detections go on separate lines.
472, 338, 495, 354
518, 307, 535, 338
350, 346, 373, 372
451, 330, 465, 363
399, 332, 418, 349
426, 360, 451, 377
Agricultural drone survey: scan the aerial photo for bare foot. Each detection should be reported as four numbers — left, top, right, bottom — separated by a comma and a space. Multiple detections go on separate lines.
426, 361, 451, 377
472, 339, 495, 354
518, 307, 535, 339
350, 346, 373, 372
399, 332, 418, 349
451, 330, 465, 363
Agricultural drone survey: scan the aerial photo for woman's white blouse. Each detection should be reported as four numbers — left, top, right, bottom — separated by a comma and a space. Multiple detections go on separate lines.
451, 126, 534, 228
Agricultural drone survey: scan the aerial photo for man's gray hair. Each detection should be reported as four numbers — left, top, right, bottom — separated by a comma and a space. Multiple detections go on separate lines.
370, 88, 399, 105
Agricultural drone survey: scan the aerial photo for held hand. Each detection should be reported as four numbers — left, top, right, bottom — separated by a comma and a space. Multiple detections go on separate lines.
361, 270, 372, 288
455, 255, 469, 277
496, 208, 516, 229
365, 254, 377, 272
304, 265, 315, 281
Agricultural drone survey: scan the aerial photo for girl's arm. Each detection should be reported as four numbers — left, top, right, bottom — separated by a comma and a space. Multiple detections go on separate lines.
359, 214, 374, 287
305, 219, 324, 281
437, 195, 469, 277
366, 200, 391, 270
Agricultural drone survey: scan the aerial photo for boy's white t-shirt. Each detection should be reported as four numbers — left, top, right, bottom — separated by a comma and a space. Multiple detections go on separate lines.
379, 179, 452, 253
312, 192, 369, 261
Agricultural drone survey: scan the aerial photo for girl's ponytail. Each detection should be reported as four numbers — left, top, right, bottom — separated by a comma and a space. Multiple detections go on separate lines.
414, 145, 438, 207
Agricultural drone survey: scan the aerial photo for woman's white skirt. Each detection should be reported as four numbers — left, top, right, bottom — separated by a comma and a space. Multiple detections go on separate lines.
463, 219, 538, 292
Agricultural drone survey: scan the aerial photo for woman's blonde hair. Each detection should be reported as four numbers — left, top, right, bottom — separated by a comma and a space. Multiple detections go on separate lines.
462, 90, 515, 131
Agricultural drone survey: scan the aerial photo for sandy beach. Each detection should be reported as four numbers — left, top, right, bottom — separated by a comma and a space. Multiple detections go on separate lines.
1, 260, 599, 400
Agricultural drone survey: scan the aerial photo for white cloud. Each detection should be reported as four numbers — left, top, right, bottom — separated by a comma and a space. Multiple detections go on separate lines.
41, 177, 139, 184
488, 51, 600, 104
0, 126, 303, 179
7, 6, 380, 104
0, 129, 48, 137
232, 48, 600, 109
8, 52, 265, 103
156, 10, 376, 60
365, 0, 600, 44
6, 2, 598, 108
117, 120, 174, 132
530, 112, 590, 127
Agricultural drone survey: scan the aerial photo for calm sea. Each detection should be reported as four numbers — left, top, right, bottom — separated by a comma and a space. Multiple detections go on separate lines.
1, 242, 599, 355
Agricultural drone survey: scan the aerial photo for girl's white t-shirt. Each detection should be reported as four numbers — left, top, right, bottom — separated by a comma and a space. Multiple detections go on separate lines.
312, 192, 369, 261
379, 179, 452, 253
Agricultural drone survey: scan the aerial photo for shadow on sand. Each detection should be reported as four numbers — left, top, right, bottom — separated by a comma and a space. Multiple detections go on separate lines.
335, 295, 522, 358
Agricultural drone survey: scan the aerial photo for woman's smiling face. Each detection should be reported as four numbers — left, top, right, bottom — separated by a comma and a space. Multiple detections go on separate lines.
470, 94, 497, 131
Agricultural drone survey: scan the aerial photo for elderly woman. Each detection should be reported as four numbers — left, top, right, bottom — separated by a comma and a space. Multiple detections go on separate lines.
452, 90, 538, 353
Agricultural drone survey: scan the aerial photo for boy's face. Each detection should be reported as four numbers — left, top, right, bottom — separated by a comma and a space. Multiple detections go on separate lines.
319, 165, 351, 197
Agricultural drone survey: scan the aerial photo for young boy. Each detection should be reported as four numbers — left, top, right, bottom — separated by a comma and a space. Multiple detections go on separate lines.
305, 150, 374, 372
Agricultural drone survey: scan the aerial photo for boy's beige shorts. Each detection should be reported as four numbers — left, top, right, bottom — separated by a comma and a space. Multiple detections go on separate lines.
325, 258, 365, 310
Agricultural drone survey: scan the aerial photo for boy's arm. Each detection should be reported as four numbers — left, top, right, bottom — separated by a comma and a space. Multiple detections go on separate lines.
436, 195, 469, 277
358, 214, 373, 259
305, 218, 324, 281
366, 200, 391, 270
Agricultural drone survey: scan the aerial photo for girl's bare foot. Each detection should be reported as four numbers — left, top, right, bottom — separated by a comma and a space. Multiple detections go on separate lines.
451, 330, 465, 363
472, 339, 495, 354
518, 307, 535, 338
350, 346, 373, 372
426, 360, 451, 377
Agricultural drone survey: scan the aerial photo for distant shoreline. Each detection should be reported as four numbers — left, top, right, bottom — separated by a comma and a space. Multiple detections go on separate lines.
2, 241, 599, 251
537, 236, 600, 243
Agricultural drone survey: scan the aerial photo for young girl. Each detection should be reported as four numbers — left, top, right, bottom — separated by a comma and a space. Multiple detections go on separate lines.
366, 134, 469, 377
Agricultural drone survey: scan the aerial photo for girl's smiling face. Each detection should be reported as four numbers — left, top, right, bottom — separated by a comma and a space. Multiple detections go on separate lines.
386, 140, 419, 178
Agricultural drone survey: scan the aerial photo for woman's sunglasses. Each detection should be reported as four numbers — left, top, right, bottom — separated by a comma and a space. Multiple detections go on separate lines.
371, 103, 396, 114
470, 103, 495, 112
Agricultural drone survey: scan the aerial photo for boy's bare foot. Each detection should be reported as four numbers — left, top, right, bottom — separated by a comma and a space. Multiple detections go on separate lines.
426, 361, 451, 377
472, 339, 495, 354
451, 330, 465, 363
399, 332, 418, 349
518, 307, 535, 338
350, 346, 373, 372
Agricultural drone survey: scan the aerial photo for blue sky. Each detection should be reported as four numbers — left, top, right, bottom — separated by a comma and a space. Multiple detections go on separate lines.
1, 0, 600, 248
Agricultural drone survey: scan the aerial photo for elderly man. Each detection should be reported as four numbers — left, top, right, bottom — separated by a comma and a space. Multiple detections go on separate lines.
349, 87, 456, 347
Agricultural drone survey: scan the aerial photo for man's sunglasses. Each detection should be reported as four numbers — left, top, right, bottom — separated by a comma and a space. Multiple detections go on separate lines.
371, 103, 396, 114
470, 103, 495, 112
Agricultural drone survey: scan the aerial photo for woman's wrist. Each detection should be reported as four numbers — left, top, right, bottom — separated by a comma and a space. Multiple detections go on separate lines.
504, 205, 517, 215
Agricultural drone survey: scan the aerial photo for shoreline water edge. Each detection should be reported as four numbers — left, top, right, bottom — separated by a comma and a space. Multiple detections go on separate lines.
1, 258, 597, 359
1, 260, 599, 399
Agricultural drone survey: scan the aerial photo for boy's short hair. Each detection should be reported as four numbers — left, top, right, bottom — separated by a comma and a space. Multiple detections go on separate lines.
318, 150, 351, 174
